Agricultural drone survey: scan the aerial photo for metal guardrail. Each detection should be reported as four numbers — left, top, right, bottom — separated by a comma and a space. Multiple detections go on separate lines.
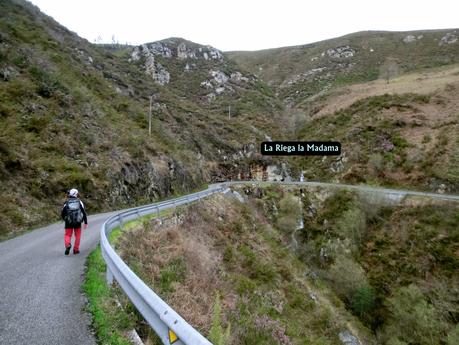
224, 180, 459, 202
100, 186, 226, 345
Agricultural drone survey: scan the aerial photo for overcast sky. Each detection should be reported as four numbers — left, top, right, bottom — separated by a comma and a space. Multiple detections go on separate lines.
29, 0, 459, 51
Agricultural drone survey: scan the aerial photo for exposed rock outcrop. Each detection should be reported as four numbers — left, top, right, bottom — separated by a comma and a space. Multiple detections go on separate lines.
403, 35, 417, 43
200, 69, 252, 101
130, 44, 170, 85
439, 32, 458, 45
130, 39, 224, 61
129, 39, 230, 86
326, 46, 356, 58
106, 155, 197, 205
338, 330, 362, 345
281, 67, 328, 87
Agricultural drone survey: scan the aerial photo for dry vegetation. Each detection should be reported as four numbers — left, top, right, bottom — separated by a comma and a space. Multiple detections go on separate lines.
117, 194, 373, 345
293, 89, 458, 192
116, 186, 458, 345
311, 64, 459, 117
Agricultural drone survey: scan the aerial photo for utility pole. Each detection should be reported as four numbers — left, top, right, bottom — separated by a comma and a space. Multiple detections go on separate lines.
149, 94, 153, 136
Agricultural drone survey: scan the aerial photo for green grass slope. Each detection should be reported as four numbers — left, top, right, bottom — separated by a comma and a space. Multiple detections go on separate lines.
293, 90, 458, 192
0, 0, 284, 236
227, 29, 459, 106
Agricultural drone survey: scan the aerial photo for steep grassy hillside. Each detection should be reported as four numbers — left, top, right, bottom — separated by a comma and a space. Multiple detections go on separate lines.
227, 30, 459, 107
115, 186, 458, 345
117, 193, 374, 345
0, 0, 283, 236
226, 31, 458, 194
241, 185, 458, 344
293, 88, 459, 192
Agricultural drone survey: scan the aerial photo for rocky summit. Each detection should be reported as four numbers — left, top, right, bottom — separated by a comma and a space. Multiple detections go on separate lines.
127, 38, 258, 104
129, 39, 225, 85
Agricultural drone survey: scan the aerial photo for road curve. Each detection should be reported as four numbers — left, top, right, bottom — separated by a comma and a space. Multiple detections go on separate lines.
0, 181, 457, 345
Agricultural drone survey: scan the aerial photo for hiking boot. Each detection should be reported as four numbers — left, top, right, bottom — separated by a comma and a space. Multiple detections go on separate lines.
65, 244, 71, 255
73, 250, 80, 255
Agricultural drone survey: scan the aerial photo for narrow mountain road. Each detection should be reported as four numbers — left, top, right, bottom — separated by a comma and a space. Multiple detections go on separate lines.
227, 180, 459, 202
0, 211, 116, 345
0, 182, 457, 345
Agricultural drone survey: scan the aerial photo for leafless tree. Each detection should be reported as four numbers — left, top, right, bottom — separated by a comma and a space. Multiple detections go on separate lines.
380, 58, 399, 84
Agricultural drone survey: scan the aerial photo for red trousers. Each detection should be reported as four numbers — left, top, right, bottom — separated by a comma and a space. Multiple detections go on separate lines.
64, 228, 81, 251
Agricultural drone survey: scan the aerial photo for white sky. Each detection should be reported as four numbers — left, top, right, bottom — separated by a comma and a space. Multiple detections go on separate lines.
29, 0, 459, 51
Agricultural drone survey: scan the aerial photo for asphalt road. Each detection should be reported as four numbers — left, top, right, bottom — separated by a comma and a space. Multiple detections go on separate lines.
0, 210, 116, 345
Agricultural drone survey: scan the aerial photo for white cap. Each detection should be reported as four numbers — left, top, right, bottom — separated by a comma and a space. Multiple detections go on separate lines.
69, 188, 78, 197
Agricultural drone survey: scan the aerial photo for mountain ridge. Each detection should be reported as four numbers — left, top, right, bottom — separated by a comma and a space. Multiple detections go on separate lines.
226, 28, 459, 52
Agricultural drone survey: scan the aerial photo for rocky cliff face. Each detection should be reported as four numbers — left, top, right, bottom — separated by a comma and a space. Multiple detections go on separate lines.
127, 38, 258, 103
130, 39, 224, 64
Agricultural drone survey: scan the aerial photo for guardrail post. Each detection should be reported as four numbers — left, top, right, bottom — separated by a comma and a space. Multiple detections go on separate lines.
156, 205, 160, 218
119, 215, 124, 230
106, 266, 114, 285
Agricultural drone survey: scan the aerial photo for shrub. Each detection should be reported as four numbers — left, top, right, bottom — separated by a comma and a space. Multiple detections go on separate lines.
22, 115, 50, 133
279, 194, 302, 216
386, 338, 408, 345
277, 194, 302, 232
327, 256, 368, 302
29, 65, 67, 98
447, 325, 459, 345
369, 153, 384, 173
351, 285, 376, 317
234, 275, 256, 295
223, 244, 234, 264
384, 284, 448, 345
277, 215, 298, 233
158, 258, 186, 294
392, 135, 409, 149
335, 206, 366, 251
208, 293, 231, 345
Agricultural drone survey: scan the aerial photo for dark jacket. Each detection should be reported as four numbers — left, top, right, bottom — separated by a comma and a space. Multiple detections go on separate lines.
61, 197, 88, 228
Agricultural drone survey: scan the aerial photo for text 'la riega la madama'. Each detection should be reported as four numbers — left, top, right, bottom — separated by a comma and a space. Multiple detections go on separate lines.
261, 141, 341, 156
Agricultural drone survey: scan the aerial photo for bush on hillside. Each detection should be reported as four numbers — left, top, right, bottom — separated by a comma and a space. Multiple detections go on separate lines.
327, 255, 368, 303
384, 284, 448, 345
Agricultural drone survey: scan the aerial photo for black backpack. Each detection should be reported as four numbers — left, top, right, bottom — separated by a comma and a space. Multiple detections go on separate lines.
65, 199, 84, 224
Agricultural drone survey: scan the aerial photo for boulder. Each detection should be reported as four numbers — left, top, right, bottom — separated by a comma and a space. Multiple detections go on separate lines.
326, 46, 356, 58
338, 330, 362, 345
403, 35, 417, 43
177, 42, 197, 59
210, 70, 229, 85
440, 33, 458, 45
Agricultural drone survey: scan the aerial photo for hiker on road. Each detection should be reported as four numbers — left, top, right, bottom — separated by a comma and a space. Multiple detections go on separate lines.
61, 188, 88, 255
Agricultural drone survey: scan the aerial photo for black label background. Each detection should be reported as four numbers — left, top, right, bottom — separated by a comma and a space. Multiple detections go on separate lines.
261, 141, 341, 156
